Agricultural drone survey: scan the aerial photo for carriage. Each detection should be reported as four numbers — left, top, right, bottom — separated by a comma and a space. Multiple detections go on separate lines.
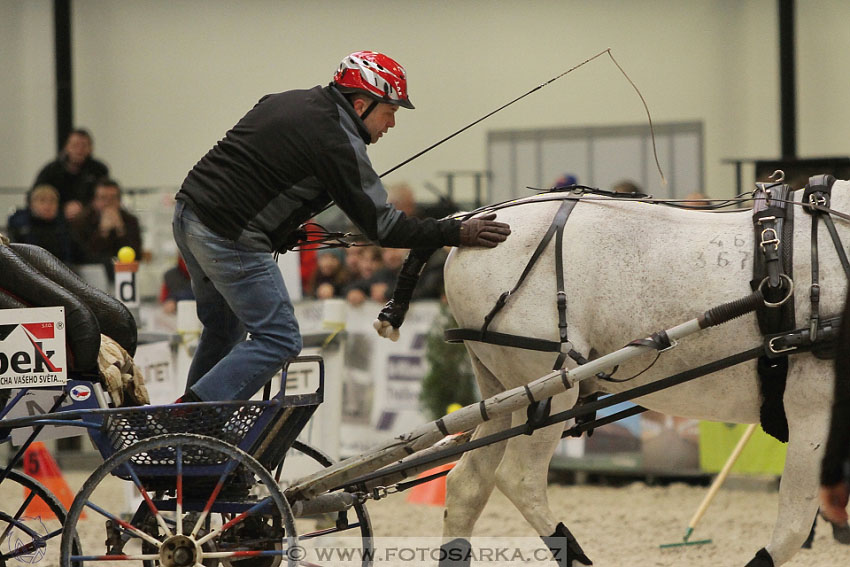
0, 172, 847, 567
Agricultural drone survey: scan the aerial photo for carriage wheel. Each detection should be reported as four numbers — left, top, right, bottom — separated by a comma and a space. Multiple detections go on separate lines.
277, 440, 373, 567
59, 433, 301, 567
0, 469, 82, 565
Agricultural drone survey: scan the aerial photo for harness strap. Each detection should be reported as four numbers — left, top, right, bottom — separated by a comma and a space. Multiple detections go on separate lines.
803, 174, 832, 341
472, 200, 579, 371
750, 182, 795, 335
764, 314, 843, 358
482, 200, 575, 334
823, 214, 850, 280
554, 201, 570, 369
444, 328, 584, 360
802, 174, 850, 342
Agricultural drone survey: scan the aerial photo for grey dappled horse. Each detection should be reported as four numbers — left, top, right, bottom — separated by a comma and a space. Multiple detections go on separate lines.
438, 183, 850, 566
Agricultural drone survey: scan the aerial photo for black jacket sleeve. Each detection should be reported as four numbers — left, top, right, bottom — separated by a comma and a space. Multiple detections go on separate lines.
314, 142, 461, 249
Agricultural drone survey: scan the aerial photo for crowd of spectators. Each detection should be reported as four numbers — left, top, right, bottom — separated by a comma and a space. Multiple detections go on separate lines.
298, 183, 452, 306
7, 135, 451, 314
8, 129, 145, 286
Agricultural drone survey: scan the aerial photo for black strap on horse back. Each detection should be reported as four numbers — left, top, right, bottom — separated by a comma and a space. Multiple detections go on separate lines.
749, 181, 795, 443
750, 181, 795, 334
448, 199, 580, 370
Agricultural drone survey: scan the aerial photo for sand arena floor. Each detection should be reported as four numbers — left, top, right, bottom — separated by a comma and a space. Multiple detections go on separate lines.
4, 468, 849, 566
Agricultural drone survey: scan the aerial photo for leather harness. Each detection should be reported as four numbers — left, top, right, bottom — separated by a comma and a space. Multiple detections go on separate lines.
445, 199, 584, 371
444, 177, 850, 440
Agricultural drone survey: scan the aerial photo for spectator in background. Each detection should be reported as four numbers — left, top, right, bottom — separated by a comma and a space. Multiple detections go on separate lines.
309, 249, 351, 299
387, 183, 419, 217
412, 246, 450, 300
160, 255, 194, 314
552, 173, 578, 189
612, 179, 643, 195
370, 247, 407, 303
72, 178, 142, 280
33, 129, 109, 221
6, 184, 78, 265
682, 191, 710, 208
345, 246, 384, 306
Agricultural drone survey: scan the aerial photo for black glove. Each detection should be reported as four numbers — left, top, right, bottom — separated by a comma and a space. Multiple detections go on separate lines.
373, 248, 434, 340
459, 213, 511, 248
377, 298, 409, 330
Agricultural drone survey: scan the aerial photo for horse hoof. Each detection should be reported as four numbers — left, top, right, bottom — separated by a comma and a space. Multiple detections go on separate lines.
543, 522, 592, 566
832, 522, 850, 544
438, 538, 471, 567
744, 548, 774, 567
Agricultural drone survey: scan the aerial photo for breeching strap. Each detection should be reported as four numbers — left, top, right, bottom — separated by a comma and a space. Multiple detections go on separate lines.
446, 199, 580, 370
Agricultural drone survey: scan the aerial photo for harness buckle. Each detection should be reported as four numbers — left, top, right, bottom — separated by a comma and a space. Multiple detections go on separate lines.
808, 192, 828, 209
768, 335, 797, 355
810, 283, 821, 303
759, 227, 780, 251
556, 291, 567, 307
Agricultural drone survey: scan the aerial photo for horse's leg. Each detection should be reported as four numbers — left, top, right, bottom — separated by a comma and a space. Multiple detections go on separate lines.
745, 363, 832, 567
440, 349, 511, 564
493, 388, 591, 566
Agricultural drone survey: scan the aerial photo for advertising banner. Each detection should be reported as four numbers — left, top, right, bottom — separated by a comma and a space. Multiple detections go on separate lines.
0, 307, 67, 389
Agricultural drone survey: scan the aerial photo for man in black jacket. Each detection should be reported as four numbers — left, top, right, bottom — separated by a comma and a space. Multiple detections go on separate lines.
173, 51, 510, 402
33, 129, 109, 221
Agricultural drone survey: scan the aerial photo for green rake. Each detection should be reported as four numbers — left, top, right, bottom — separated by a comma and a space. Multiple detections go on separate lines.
661, 423, 758, 548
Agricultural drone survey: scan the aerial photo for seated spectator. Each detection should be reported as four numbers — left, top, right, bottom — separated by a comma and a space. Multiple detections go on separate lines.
370, 247, 407, 303
345, 246, 384, 306
33, 129, 109, 221
387, 183, 419, 217
72, 178, 142, 281
159, 255, 193, 314
682, 191, 710, 207
6, 184, 79, 264
309, 249, 351, 299
612, 179, 643, 195
412, 246, 450, 300
552, 173, 579, 189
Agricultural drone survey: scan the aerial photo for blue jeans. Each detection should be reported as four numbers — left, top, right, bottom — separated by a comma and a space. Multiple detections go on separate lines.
172, 200, 302, 400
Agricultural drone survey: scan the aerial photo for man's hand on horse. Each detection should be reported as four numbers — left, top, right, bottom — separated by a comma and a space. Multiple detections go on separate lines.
459, 213, 511, 248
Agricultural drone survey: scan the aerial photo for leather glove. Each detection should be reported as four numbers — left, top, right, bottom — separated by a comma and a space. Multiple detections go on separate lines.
373, 299, 408, 342
459, 213, 511, 248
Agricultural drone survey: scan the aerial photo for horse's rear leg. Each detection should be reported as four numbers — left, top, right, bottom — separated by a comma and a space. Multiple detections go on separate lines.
493, 388, 591, 566
441, 350, 511, 560
745, 369, 831, 566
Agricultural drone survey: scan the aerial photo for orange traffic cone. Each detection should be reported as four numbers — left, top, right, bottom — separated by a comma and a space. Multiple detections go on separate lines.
23, 442, 81, 519
406, 463, 454, 506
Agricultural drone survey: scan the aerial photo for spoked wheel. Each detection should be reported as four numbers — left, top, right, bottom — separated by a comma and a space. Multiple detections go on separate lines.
59, 433, 299, 567
278, 441, 373, 567
0, 469, 82, 565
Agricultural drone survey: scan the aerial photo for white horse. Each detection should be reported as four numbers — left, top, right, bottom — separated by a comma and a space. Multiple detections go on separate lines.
438, 181, 849, 566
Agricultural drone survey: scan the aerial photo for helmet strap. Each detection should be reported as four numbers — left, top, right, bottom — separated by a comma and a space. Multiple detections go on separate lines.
359, 100, 380, 121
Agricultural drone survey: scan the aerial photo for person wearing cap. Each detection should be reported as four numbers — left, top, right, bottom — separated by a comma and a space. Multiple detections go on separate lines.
173, 51, 511, 402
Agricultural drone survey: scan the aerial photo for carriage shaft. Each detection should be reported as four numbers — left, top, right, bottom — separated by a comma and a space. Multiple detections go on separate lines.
286, 291, 761, 500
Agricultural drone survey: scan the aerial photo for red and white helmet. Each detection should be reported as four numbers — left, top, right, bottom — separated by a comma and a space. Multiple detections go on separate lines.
333, 51, 414, 109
